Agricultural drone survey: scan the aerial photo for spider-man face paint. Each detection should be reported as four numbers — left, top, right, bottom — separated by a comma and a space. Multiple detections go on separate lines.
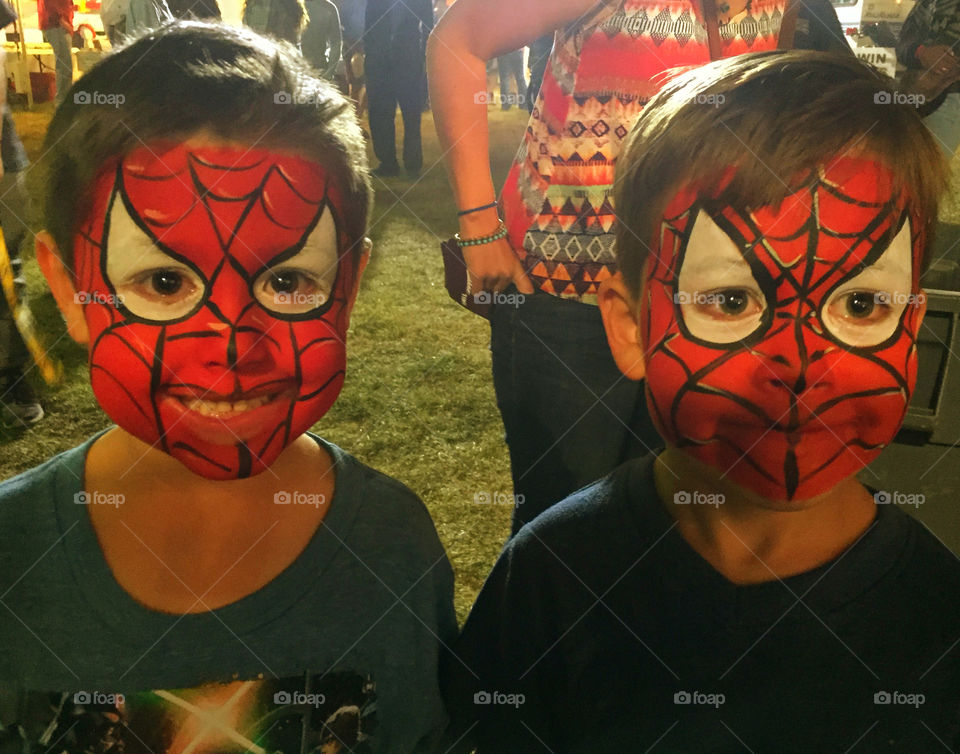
73, 143, 359, 479
641, 157, 923, 502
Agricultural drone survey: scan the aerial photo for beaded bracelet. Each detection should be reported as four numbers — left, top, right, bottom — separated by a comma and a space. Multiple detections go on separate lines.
457, 200, 499, 217
455, 220, 508, 248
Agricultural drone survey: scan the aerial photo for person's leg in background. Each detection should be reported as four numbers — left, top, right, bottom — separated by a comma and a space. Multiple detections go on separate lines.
364, 54, 400, 176
0, 104, 42, 428
496, 53, 512, 109
508, 50, 526, 109
923, 92, 960, 159
42, 26, 73, 104
396, 61, 424, 177
490, 292, 662, 534
106, 17, 126, 48
496, 49, 524, 110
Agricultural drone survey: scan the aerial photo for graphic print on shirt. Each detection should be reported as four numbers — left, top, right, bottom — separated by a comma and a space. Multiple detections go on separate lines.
0, 672, 377, 753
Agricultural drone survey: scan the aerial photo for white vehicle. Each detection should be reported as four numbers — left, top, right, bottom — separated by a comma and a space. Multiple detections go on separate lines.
831, 0, 915, 75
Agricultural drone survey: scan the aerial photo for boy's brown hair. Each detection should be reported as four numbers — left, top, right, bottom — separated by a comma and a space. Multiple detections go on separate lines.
613, 50, 948, 300
32, 21, 371, 276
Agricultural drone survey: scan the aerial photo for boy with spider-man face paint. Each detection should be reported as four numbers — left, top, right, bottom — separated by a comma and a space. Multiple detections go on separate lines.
441, 52, 960, 753
0, 22, 455, 753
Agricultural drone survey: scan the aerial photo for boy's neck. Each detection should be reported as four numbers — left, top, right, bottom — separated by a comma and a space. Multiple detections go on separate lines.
87, 427, 331, 501
82, 428, 335, 613
653, 448, 878, 586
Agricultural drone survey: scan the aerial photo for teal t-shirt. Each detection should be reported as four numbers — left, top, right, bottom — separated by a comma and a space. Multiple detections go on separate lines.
0, 432, 456, 753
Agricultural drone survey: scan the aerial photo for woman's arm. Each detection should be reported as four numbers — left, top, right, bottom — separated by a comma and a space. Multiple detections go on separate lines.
427, 0, 597, 293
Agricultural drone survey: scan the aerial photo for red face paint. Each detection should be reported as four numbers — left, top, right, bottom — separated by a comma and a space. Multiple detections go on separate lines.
641, 157, 923, 501
73, 143, 357, 479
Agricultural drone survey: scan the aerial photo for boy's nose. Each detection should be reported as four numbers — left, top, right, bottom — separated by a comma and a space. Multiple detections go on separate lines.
201, 263, 277, 373
750, 319, 836, 398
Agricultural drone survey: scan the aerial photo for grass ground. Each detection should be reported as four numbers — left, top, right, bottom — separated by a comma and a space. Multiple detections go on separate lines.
3, 103, 960, 623
0, 104, 530, 622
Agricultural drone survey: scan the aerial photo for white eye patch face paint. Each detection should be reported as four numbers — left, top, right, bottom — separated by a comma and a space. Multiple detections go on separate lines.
676, 210, 767, 344
820, 221, 915, 349
253, 205, 340, 315
105, 193, 207, 322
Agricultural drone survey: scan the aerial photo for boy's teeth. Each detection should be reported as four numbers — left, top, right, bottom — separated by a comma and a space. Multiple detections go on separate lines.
183, 394, 272, 416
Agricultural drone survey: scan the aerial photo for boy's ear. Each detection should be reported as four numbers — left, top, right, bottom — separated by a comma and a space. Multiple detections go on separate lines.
598, 271, 646, 381
35, 231, 90, 345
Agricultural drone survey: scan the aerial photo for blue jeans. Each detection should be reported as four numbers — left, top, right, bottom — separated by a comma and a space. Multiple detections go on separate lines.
42, 27, 72, 104
924, 92, 960, 158
490, 290, 662, 534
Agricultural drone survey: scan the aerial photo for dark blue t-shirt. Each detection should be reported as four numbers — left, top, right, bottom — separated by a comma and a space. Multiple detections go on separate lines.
0, 432, 456, 753
442, 453, 960, 753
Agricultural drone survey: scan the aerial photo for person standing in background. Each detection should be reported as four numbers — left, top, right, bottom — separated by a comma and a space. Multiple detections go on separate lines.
37, 0, 73, 104
898, 0, 960, 157
166, 0, 221, 20
364, 0, 433, 177
0, 15, 43, 427
302, 0, 342, 78
243, 0, 308, 43
428, 0, 841, 534
99, 0, 127, 45
101, 0, 171, 42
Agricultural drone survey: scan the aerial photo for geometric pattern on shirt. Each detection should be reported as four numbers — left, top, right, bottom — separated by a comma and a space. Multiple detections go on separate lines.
500, 0, 784, 300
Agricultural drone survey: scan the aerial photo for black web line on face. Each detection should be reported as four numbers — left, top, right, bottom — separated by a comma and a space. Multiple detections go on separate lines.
651, 180, 914, 498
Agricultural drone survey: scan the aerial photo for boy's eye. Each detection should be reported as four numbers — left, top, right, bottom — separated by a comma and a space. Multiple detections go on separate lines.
255, 267, 330, 313
151, 270, 185, 296
819, 221, 915, 348
254, 205, 341, 316
822, 289, 910, 347
104, 195, 208, 322
269, 272, 300, 295
117, 265, 205, 320
844, 291, 878, 319
716, 289, 750, 316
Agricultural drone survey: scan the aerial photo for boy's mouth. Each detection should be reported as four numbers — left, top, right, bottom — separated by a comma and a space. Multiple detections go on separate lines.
179, 393, 277, 417
161, 382, 299, 419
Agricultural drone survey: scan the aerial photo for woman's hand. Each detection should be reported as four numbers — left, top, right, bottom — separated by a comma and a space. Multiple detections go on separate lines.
463, 236, 535, 294
458, 208, 534, 293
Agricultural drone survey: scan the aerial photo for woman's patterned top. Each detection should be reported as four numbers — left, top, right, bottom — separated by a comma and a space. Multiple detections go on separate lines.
500, 0, 786, 300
